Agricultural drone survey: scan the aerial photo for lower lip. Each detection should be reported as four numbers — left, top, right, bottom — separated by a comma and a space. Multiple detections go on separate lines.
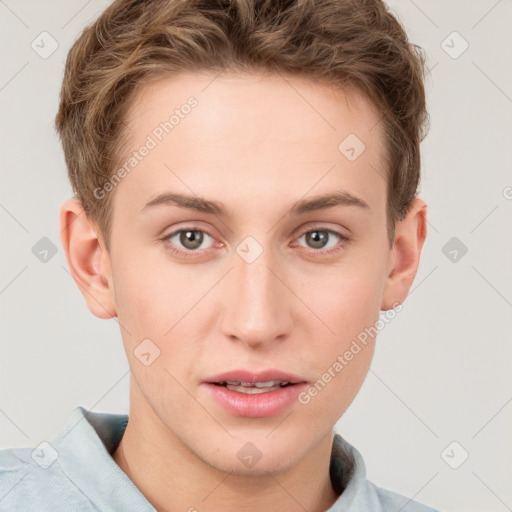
203, 383, 308, 418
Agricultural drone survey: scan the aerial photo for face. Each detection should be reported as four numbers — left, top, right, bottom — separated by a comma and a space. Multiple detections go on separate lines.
103, 72, 394, 474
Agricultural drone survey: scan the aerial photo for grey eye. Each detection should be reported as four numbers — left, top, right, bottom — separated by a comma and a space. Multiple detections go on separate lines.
166, 229, 214, 251
304, 230, 329, 249
178, 230, 205, 250
298, 230, 340, 250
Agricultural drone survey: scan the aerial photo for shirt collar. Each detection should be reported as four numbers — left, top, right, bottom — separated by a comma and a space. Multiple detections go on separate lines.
52, 406, 155, 511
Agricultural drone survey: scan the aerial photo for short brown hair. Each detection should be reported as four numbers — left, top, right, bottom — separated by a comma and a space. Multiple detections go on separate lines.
55, 0, 429, 249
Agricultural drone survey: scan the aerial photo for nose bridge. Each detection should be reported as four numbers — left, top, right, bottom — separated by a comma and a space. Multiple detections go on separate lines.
221, 238, 292, 346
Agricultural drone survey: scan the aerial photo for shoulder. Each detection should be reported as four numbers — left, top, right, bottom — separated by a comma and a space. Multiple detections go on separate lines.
367, 480, 441, 512
329, 433, 441, 512
0, 446, 96, 511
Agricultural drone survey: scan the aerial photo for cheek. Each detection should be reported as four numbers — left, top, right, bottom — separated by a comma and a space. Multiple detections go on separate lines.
296, 271, 381, 424
295, 253, 387, 411
112, 265, 201, 411
298, 343, 375, 432
297, 256, 387, 343
111, 242, 183, 327
111, 252, 206, 377
112, 271, 167, 336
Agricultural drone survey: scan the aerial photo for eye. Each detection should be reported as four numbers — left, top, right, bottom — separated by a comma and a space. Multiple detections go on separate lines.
294, 227, 349, 255
161, 227, 217, 257
160, 225, 350, 259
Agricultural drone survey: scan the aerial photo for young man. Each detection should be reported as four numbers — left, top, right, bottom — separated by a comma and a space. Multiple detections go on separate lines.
0, 0, 438, 510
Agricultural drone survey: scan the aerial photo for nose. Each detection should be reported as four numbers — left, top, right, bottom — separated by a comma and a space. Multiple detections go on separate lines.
220, 244, 293, 349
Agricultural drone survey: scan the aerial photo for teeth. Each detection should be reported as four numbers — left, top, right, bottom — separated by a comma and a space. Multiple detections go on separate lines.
218, 380, 293, 394
219, 380, 290, 388
254, 380, 286, 388
225, 384, 282, 394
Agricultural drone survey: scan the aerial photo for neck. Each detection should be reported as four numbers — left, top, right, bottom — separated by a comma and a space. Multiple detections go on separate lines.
112, 397, 339, 512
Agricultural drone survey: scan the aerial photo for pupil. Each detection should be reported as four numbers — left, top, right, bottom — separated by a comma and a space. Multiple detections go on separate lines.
181, 230, 203, 249
307, 230, 327, 249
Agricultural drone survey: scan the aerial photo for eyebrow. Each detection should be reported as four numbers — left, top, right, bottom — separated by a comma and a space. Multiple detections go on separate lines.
141, 190, 369, 216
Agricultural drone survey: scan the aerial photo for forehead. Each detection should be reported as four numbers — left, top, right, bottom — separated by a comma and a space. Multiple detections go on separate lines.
124, 71, 384, 146
114, 71, 388, 221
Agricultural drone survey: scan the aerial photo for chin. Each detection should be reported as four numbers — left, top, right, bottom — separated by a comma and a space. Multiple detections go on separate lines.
196, 435, 308, 478
212, 452, 298, 477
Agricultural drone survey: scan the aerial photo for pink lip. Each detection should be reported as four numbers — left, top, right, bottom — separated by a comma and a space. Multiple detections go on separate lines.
202, 369, 308, 418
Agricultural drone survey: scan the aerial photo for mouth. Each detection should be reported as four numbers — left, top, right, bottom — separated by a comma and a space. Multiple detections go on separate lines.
203, 369, 307, 417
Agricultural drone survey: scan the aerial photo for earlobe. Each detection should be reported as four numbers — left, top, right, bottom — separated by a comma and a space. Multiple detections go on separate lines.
381, 198, 427, 310
59, 198, 117, 319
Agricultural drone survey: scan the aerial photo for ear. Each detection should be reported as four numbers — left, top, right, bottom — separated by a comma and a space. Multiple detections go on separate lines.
381, 198, 427, 310
59, 198, 116, 319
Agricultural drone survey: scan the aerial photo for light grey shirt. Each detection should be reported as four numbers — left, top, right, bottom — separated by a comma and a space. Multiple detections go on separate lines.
0, 406, 440, 511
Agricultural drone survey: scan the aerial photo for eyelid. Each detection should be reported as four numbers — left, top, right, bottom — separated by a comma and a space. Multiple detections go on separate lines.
295, 223, 350, 239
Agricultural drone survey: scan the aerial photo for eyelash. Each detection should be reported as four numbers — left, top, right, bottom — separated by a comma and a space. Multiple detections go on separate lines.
160, 226, 350, 260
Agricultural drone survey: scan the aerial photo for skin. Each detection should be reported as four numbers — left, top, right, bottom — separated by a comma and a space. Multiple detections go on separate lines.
60, 71, 427, 512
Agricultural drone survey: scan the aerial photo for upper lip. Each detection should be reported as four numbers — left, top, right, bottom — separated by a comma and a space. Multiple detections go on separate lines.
203, 369, 307, 385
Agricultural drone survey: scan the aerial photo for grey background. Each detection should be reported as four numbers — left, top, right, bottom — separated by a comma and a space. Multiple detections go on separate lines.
1, 1, 511, 511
